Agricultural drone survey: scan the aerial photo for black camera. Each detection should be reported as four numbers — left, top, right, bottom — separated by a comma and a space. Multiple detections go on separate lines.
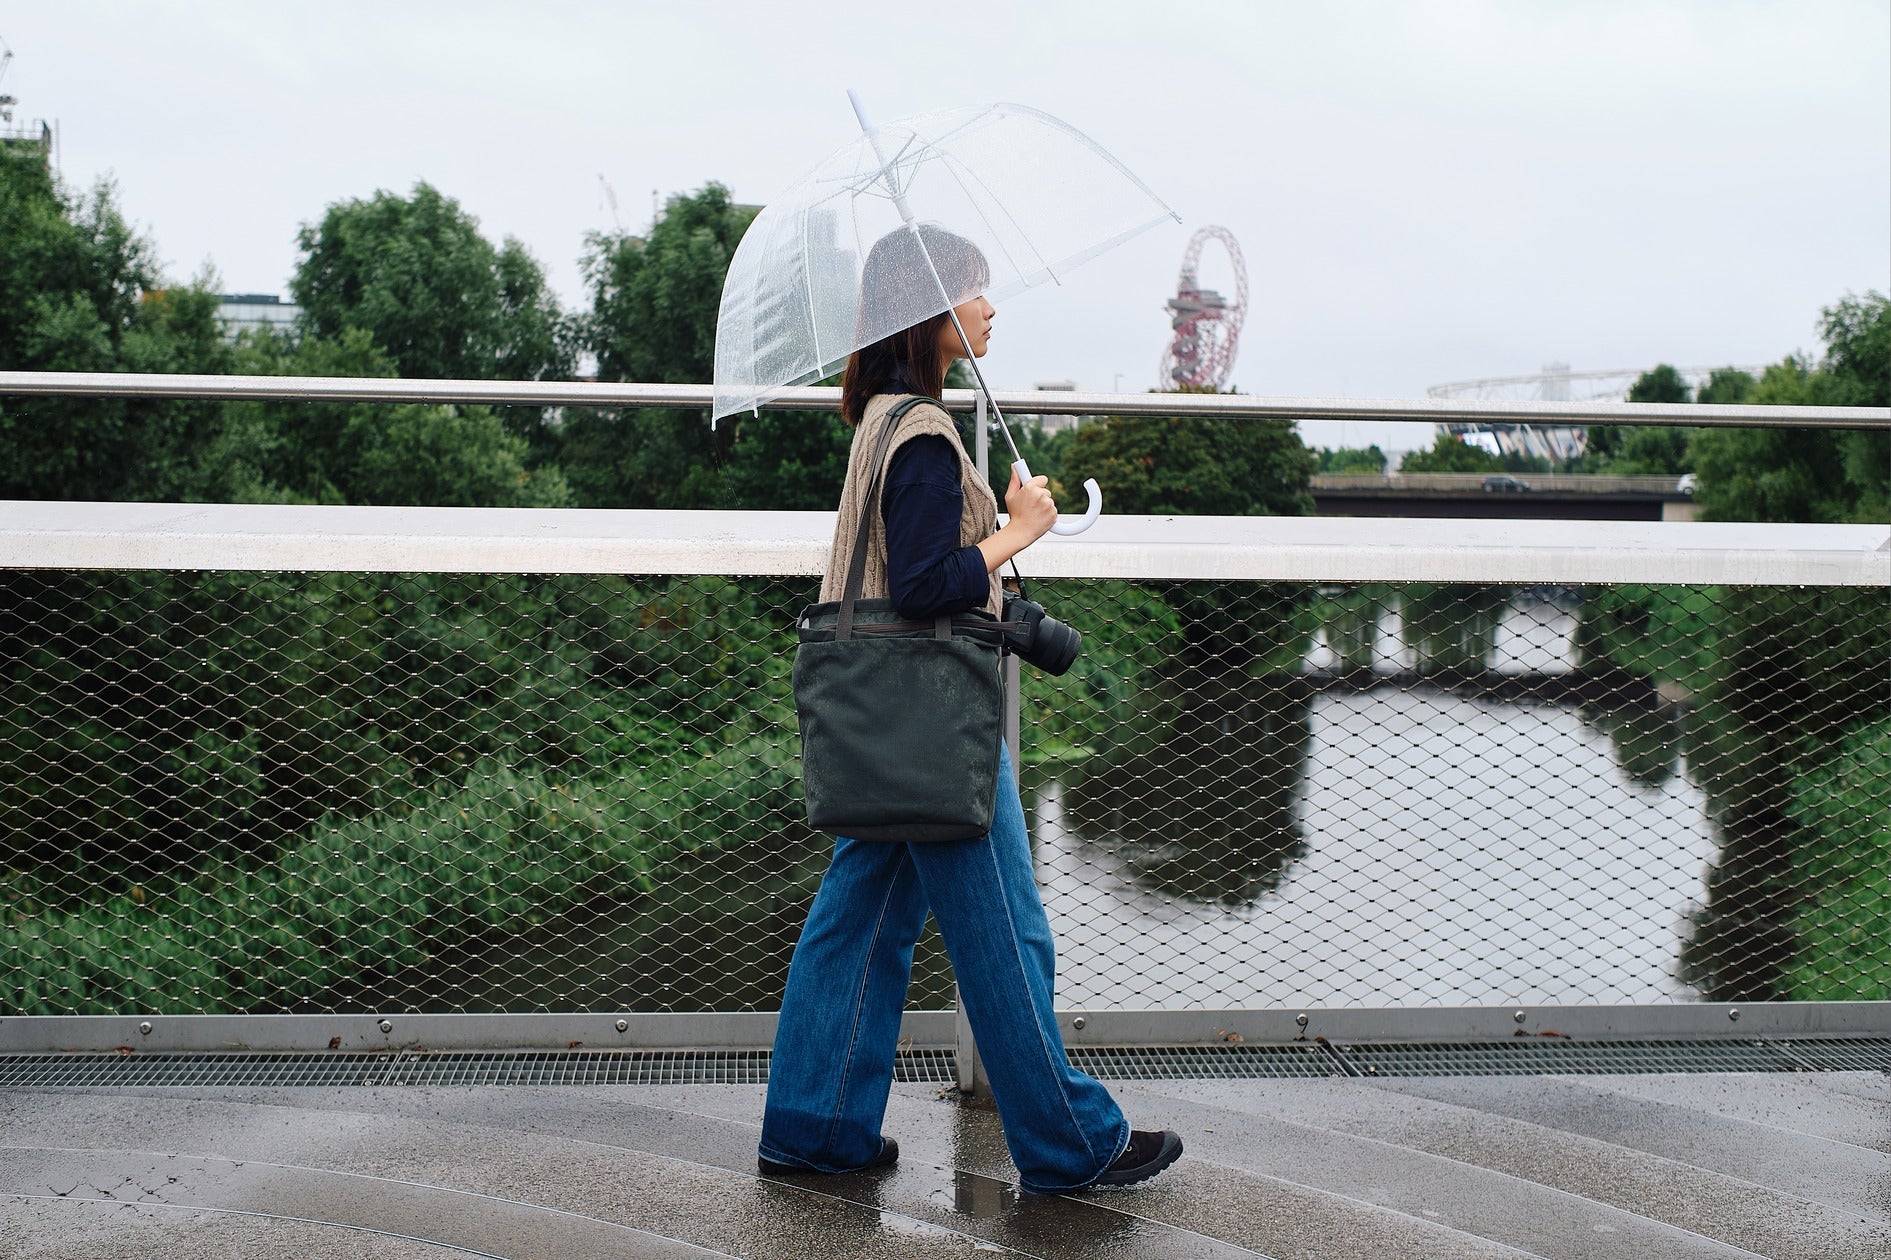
1001, 593, 1081, 676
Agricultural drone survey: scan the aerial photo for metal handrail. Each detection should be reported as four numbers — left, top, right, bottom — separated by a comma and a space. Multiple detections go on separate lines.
1, 371, 1885, 430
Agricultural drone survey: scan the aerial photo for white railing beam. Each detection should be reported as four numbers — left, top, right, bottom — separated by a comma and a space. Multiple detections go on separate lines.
2, 502, 1884, 587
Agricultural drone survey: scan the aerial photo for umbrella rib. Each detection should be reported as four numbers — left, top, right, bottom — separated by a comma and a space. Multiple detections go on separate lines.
911, 107, 996, 151
935, 152, 1055, 287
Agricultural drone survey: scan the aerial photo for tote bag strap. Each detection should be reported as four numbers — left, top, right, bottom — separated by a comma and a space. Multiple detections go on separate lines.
836, 394, 946, 642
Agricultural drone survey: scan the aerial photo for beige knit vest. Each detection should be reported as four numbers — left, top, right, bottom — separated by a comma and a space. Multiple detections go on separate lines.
820, 393, 1003, 616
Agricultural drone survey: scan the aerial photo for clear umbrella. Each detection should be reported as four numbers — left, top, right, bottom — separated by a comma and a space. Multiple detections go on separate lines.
713, 95, 1178, 534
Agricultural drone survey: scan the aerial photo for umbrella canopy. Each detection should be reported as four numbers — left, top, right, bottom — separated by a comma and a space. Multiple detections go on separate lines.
712, 101, 1177, 424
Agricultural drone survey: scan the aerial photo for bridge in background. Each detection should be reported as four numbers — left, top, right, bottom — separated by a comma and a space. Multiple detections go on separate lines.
1313, 471, 1698, 520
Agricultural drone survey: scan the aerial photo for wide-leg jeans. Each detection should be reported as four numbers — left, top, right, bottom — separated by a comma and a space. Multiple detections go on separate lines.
759, 742, 1129, 1192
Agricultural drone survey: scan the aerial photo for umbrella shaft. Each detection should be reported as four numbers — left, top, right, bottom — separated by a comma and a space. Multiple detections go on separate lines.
943, 306, 1023, 466
849, 91, 1022, 470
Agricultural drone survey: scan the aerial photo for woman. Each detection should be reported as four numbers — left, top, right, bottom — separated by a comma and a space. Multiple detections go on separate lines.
758, 225, 1181, 1194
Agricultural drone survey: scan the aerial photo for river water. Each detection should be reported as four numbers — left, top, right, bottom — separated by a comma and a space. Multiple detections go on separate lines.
1032, 686, 1716, 1009
418, 595, 1730, 1013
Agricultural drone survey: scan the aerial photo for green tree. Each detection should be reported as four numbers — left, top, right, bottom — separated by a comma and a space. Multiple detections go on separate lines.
1576, 365, 1693, 475
570, 184, 758, 508
1061, 403, 1315, 517
212, 328, 569, 508
292, 182, 571, 384
1317, 445, 1387, 474
0, 148, 231, 500
1628, 363, 1691, 404
290, 182, 571, 460
1398, 432, 1503, 474
1692, 293, 1890, 523
719, 408, 855, 510
1695, 367, 1756, 406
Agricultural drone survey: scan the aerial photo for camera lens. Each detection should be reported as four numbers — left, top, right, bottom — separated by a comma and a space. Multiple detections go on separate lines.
1028, 610, 1081, 675
1002, 594, 1082, 676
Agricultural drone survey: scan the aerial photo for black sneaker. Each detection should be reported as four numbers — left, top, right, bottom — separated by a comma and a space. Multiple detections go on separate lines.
758, 1137, 899, 1176
1089, 1129, 1182, 1188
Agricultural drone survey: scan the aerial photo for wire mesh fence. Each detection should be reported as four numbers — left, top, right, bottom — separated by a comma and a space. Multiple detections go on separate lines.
1, 567, 1885, 1018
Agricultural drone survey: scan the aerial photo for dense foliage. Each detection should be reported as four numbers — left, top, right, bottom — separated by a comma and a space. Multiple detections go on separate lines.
292, 182, 572, 388
1062, 405, 1315, 517
1396, 432, 1503, 474
1782, 717, 1891, 1000
0, 148, 231, 501
1316, 445, 1387, 474
1691, 294, 1890, 524
1570, 364, 1700, 477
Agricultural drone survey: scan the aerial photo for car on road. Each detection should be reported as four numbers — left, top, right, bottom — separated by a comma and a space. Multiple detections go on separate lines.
1482, 474, 1532, 493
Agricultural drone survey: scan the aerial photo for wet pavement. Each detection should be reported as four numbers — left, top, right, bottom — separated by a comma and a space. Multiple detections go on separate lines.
2, 1069, 1886, 1259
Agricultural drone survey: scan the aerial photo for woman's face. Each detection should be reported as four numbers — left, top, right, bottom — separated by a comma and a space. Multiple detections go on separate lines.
937, 295, 996, 361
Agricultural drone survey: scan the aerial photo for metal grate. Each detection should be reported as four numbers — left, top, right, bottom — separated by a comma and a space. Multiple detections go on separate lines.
1772, 1038, 1891, 1073
4, 1040, 1885, 1090
1068, 1043, 1343, 1079
1328, 1037, 1818, 1077
0, 1048, 961, 1089
0, 570, 1884, 1025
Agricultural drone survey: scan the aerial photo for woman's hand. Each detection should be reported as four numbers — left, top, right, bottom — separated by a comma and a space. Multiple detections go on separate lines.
1006, 468, 1058, 540
978, 468, 1058, 573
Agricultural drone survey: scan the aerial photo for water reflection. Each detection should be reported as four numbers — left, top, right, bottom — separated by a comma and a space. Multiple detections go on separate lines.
1053, 673, 1311, 907
1680, 696, 1812, 1003
1402, 583, 1509, 679
1587, 702, 1682, 789
1306, 586, 1580, 680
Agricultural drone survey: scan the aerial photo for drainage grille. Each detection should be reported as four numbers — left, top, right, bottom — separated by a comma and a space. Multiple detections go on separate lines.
1334, 1038, 1810, 1077
0, 1039, 1883, 1090
1773, 1038, 1891, 1073
0, 1048, 959, 1090
1069, 1044, 1341, 1080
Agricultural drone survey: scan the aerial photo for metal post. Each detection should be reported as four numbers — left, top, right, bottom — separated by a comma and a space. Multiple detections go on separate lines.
1004, 655, 1021, 760
975, 389, 989, 484
957, 387, 993, 1095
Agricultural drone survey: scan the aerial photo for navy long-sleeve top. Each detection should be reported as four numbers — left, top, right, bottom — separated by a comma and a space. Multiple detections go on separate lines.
880, 407, 993, 621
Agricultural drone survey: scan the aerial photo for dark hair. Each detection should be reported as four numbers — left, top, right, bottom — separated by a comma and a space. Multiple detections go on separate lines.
840, 225, 990, 426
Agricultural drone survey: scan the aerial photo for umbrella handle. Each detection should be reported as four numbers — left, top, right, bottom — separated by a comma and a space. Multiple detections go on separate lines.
1011, 459, 1104, 537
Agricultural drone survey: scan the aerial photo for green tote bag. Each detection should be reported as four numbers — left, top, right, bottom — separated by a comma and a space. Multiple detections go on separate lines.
793, 396, 1007, 842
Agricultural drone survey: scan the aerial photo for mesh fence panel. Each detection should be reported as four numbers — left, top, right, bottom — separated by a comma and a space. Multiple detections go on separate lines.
1, 569, 1884, 1017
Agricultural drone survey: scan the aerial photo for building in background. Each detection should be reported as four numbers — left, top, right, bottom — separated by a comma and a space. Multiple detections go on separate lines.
215, 294, 300, 340
1022, 380, 1089, 433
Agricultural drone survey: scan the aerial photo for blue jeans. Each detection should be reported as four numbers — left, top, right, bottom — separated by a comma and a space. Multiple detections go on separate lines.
760, 742, 1129, 1192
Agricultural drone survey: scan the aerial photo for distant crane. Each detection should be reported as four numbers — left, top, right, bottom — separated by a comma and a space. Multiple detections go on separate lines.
0, 33, 52, 155
597, 174, 624, 232
1, 35, 17, 124
1159, 226, 1248, 391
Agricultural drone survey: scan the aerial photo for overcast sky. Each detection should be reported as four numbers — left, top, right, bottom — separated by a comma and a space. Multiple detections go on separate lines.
5, 1, 1886, 449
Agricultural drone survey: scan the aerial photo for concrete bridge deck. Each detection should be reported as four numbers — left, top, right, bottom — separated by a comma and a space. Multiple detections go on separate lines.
3, 1062, 1886, 1259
